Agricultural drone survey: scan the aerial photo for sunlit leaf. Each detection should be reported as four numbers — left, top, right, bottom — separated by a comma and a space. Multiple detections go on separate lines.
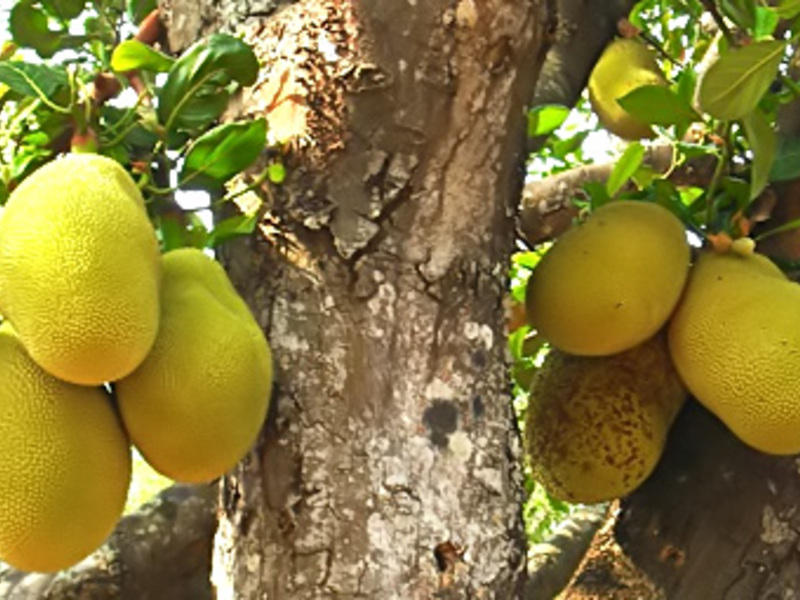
753, 6, 779, 39
268, 161, 285, 184
618, 85, 700, 127
606, 142, 645, 197
528, 104, 570, 137
698, 39, 785, 120
180, 119, 267, 189
111, 40, 173, 73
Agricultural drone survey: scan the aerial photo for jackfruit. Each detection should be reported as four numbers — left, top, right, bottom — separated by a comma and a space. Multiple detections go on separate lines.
115, 248, 272, 483
0, 153, 160, 385
588, 38, 666, 140
0, 322, 131, 573
525, 335, 686, 503
526, 201, 690, 356
669, 250, 800, 454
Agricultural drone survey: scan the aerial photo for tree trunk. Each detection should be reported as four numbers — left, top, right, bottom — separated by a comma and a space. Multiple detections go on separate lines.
161, 0, 550, 597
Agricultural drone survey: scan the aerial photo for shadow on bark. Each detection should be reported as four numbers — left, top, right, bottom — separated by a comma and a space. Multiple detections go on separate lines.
0, 483, 217, 600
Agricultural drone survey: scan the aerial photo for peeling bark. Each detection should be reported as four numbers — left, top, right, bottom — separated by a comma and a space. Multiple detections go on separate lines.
0, 484, 216, 600
159, 0, 551, 597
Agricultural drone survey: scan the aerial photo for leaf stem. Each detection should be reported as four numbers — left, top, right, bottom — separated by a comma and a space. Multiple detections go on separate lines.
704, 121, 731, 230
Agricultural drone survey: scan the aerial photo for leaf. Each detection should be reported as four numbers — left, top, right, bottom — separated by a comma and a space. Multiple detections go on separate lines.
720, 0, 756, 28
551, 130, 589, 159
180, 119, 267, 189
698, 39, 786, 120
157, 34, 259, 137
741, 110, 776, 200
771, 136, 800, 182
9, 1, 62, 58
774, 0, 800, 19
618, 85, 700, 127
126, 0, 157, 23
111, 40, 173, 73
584, 181, 611, 210
754, 6, 779, 39
41, 0, 85, 19
268, 162, 285, 184
527, 104, 569, 137
0, 61, 69, 100
207, 213, 259, 247
606, 142, 645, 197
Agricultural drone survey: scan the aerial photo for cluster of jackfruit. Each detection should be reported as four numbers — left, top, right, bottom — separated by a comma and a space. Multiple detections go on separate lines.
0, 153, 273, 573
524, 199, 800, 504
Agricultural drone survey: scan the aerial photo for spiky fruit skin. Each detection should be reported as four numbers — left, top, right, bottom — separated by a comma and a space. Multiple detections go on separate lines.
669, 251, 800, 455
115, 248, 273, 483
525, 335, 686, 504
526, 201, 690, 356
588, 38, 666, 140
0, 153, 160, 385
0, 323, 131, 573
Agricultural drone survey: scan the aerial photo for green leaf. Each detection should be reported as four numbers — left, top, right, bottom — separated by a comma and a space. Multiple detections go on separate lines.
584, 181, 611, 209
527, 105, 569, 137
606, 142, 645, 197
208, 213, 259, 247
720, 0, 756, 28
10, 1, 62, 58
157, 34, 259, 137
111, 40, 173, 73
754, 6, 779, 39
771, 136, 800, 182
268, 161, 286, 184
698, 39, 786, 120
774, 0, 800, 19
0, 61, 69, 100
41, 0, 86, 19
618, 85, 700, 127
126, 0, 157, 23
741, 110, 776, 200
180, 119, 267, 189
551, 130, 589, 159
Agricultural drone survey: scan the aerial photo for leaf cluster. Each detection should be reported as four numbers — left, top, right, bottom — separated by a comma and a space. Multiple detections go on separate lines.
0, 0, 281, 250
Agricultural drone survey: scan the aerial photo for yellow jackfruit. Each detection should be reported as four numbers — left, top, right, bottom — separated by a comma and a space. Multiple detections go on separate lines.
588, 38, 666, 140
0, 322, 131, 573
0, 153, 160, 385
115, 248, 273, 483
669, 250, 800, 454
526, 201, 690, 356
525, 335, 686, 503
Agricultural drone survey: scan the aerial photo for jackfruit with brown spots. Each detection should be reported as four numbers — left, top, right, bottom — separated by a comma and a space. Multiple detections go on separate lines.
669, 250, 800, 455
0, 322, 131, 572
526, 200, 690, 356
525, 335, 686, 503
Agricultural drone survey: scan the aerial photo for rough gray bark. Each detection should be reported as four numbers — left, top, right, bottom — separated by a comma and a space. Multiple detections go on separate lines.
0, 484, 216, 600
162, 0, 551, 597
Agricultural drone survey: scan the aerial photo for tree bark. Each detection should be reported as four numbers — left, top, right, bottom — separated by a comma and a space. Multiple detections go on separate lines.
0, 484, 216, 600
615, 401, 800, 599
160, 0, 551, 597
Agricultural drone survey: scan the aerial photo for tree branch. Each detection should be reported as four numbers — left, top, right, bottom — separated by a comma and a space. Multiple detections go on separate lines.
523, 503, 610, 600
0, 483, 217, 600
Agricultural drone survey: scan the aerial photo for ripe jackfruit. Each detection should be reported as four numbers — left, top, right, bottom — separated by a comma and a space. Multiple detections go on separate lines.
525, 335, 686, 503
0, 153, 160, 385
115, 248, 273, 483
0, 322, 131, 573
588, 38, 666, 140
669, 250, 800, 454
526, 201, 690, 356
